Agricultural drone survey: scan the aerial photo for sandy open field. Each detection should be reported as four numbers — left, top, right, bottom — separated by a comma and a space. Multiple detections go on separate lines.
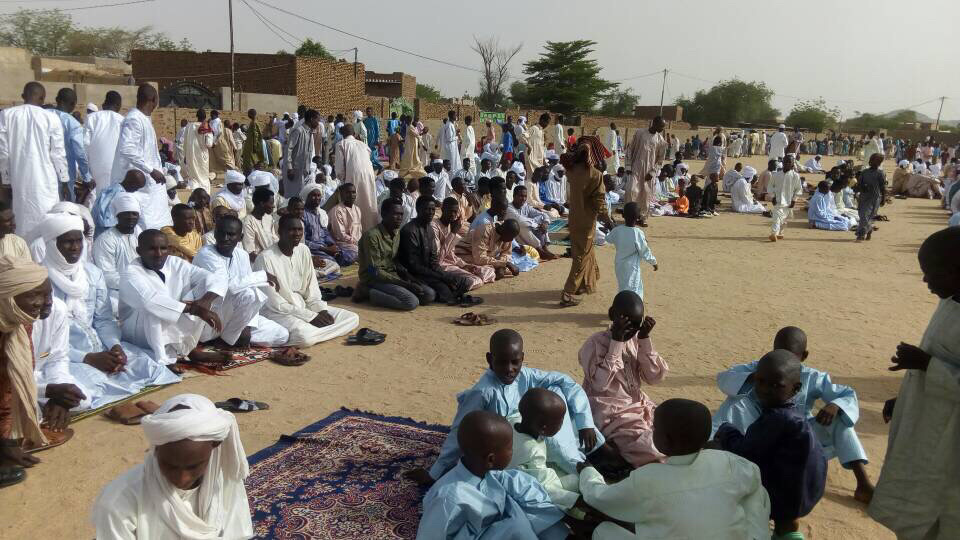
1, 154, 947, 539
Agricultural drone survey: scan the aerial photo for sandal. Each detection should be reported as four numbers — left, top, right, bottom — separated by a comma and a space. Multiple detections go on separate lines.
215, 398, 270, 413
334, 285, 354, 298
103, 400, 160, 425
269, 347, 311, 366
559, 293, 581, 308
346, 328, 386, 345
0, 466, 25, 488
449, 295, 484, 308
23, 427, 74, 453
453, 312, 497, 326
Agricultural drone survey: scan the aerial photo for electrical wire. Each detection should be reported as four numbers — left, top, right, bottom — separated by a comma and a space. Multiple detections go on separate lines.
0, 0, 154, 12
239, 0, 299, 50
135, 62, 293, 80
612, 69, 663, 83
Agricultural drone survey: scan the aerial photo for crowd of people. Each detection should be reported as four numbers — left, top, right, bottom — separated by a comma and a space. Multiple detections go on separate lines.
0, 78, 957, 539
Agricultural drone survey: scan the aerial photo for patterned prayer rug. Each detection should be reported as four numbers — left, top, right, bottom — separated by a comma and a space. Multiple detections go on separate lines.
246, 409, 448, 539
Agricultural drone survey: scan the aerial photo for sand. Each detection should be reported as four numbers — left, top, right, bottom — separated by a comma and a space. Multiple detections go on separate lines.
0, 154, 947, 539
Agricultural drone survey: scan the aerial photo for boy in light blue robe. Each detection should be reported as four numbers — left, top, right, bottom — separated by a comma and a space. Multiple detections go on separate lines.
808, 181, 852, 231
409, 329, 605, 485
416, 410, 568, 539
712, 326, 874, 503
605, 202, 658, 300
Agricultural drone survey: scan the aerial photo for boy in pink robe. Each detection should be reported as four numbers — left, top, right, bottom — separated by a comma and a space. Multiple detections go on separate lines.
578, 290, 669, 468
329, 182, 362, 264
431, 198, 495, 290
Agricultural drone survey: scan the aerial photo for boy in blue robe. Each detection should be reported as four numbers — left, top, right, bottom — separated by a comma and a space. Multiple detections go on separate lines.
712, 326, 873, 503
416, 410, 569, 539
713, 349, 827, 540
808, 181, 852, 231
408, 329, 606, 485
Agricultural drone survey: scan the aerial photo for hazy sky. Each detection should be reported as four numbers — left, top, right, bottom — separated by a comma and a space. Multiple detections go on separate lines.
57, 0, 958, 120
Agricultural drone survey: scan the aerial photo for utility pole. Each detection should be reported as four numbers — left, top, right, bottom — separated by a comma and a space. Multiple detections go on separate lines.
228, 0, 235, 111
353, 48, 358, 78
934, 96, 946, 131
659, 68, 668, 115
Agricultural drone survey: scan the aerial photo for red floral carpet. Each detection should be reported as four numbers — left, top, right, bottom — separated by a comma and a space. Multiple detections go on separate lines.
245, 409, 448, 539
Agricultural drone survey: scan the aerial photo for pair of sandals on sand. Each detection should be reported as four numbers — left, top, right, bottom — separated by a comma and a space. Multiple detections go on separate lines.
104, 397, 271, 425
346, 328, 386, 345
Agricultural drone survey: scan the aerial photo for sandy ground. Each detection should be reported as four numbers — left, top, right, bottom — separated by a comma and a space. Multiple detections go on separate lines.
1, 154, 948, 539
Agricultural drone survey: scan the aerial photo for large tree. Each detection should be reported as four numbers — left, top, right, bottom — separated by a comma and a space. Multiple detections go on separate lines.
0, 9, 191, 58
294, 38, 334, 60
785, 98, 839, 132
471, 36, 522, 110
416, 83, 444, 102
520, 40, 617, 114
597, 89, 641, 116
675, 79, 779, 126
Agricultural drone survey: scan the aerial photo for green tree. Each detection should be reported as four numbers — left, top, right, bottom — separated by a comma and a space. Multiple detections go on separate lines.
597, 89, 640, 116
844, 109, 919, 131
675, 79, 779, 126
509, 81, 530, 107
0, 9, 74, 56
520, 40, 618, 114
785, 98, 839, 132
416, 83, 444, 101
294, 38, 334, 60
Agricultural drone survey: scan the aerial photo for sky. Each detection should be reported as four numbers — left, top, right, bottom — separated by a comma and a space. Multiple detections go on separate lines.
39, 0, 959, 120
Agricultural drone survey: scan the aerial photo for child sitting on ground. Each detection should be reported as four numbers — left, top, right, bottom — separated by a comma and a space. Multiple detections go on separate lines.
581, 398, 771, 539
578, 290, 668, 469
702, 172, 720, 215
408, 329, 613, 486
713, 326, 874, 503
672, 178, 689, 215
416, 410, 569, 539
605, 203, 658, 300
685, 177, 703, 217
713, 349, 827, 540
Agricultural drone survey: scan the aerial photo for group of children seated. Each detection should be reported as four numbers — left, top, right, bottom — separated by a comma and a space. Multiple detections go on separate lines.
409, 291, 872, 540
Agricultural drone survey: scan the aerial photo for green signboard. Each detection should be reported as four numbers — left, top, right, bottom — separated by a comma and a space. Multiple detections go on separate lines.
477, 111, 505, 123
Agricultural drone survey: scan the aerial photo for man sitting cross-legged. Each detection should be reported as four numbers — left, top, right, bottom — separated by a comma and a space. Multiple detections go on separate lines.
192, 215, 289, 348
36, 214, 180, 412
507, 184, 557, 261
431, 197, 495, 291
119, 229, 230, 373
253, 215, 359, 346
329, 183, 362, 265
92, 394, 254, 539
93, 193, 142, 315
455, 198, 521, 280
241, 187, 277, 261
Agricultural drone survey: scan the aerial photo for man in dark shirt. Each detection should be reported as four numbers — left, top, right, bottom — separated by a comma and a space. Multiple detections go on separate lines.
855, 153, 887, 242
398, 196, 473, 305
685, 177, 704, 217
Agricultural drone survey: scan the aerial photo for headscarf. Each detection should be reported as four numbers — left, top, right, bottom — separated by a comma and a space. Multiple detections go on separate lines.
509, 161, 526, 181
353, 110, 363, 122
26, 202, 93, 264
224, 170, 245, 185
300, 182, 322, 201
111, 192, 141, 217
742, 166, 757, 180
560, 135, 610, 170
38, 214, 88, 323
0, 256, 49, 446
898, 159, 910, 168
140, 394, 251, 539
86, 103, 98, 113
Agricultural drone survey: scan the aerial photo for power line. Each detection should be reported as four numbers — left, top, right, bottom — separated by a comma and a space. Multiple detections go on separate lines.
136, 62, 293, 80
248, 0, 482, 74
239, 0, 299, 50
612, 69, 663, 83
0, 0, 154, 12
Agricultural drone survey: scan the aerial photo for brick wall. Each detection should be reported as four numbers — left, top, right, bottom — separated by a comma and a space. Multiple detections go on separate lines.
131, 50, 297, 95
364, 70, 416, 100
295, 56, 366, 112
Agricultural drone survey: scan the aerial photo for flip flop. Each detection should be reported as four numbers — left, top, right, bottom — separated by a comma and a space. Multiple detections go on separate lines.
23, 427, 74, 453
270, 347, 311, 366
453, 313, 497, 326
215, 398, 269, 413
0, 467, 25, 488
346, 328, 386, 345
458, 295, 484, 308
104, 402, 150, 425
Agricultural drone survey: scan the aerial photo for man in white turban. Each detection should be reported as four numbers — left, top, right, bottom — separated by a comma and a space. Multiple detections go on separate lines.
92, 393, 254, 539
93, 192, 142, 315
730, 166, 767, 214
213, 170, 248, 220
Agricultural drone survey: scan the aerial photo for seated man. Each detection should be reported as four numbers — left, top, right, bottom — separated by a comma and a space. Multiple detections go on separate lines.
398, 196, 474, 305
449, 176, 478, 225
91, 169, 147, 235
355, 198, 433, 311
253, 215, 359, 346
92, 394, 254, 539
299, 184, 346, 267
0, 201, 30, 260
193, 215, 289, 348
506, 185, 557, 261
93, 193, 142, 315
432, 197, 495, 291
286, 196, 340, 279
451, 157, 476, 191
377, 176, 416, 227
118, 229, 229, 371
731, 166, 767, 214
721, 162, 744, 192
213, 170, 248, 219
201, 205, 236, 246
161, 204, 203, 262
37, 214, 180, 411
804, 154, 825, 173
829, 176, 859, 227
808, 180, 854, 231
329, 183, 361, 265
241, 187, 277, 260
456, 209, 521, 280
427, 159, 452, 201
540, 164, 567, 216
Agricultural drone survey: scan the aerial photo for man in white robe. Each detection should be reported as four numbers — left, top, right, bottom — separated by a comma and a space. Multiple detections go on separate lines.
33, 297, 94, 415
110, 84, 172, 230
92, 394, 254, 540
241, 187, 277, 259
118, 229, 228, 368
551, 114, 566, 155
83, 91, 124, 192
721, 162, 744, 193
506, 185, 555, 261
523, 114, 550, 208
804, 155, 824, 173
334, 124, 379, 232
0, 82, 68, 239
193, 215, 289, 348
93, 193, 142, 315
731, 167, 767, 214
625, 117, 667, 223
253, 214, 358, 347
768, 124, 789, 161
461, 115, 477, 172
182, 109, 215, 194
174, 119, 188, 165
606, 123, 621, 174
440, 110, 461, 169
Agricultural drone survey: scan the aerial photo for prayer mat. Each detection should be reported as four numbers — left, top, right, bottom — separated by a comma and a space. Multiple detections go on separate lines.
318, 264, 359, 283
547, 218, 568, 233
69, 384, 168, 423
246, 408, 448, 539
176, 345, 274, 375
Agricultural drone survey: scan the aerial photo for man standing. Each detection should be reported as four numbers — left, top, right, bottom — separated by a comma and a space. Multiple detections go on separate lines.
0, 82, 68, 238
552, 114, 566, 155
523, 113, 550, 209
84, 91, 124, 194
461, 115, 477, 172
440, 110, 461, 169
182, 109, 214, 194
53, 88, 93, 204
625, 117, 667, 225
335, 124, 379, 232
767, 155, 803, 242
241, 109, 265, 171
768, 124, 789, 162
285, 109, 317, 198
110, 84, 172, 230
606, 123, 621, 173
363, 107, 380, 168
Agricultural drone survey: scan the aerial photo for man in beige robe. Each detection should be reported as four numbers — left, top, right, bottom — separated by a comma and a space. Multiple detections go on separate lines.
523, 114, 550, 208
210, 119, 238, 173
625, 117, 667, 223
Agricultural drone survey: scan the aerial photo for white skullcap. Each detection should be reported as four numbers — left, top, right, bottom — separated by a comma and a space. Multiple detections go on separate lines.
37, 213, 84, 243
224, 170, 245, 184
86, 103, 98, 112
546, 149, 559, 160
432, 159, 443, 165
510, 161, 526, 178
247, 170, 274, 188
742, 166, 757, 179
382, 170, 398, 181
778, 123, 786, 129
353, 110, 363, 120
898, 160, 909, 168
679, 163, 689, 171
111, 192, 140, 216
164, 175, 178, 190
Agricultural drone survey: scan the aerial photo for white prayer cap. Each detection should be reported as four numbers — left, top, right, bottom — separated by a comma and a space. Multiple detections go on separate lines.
382, 170, 398, 181
353, 110, 363, 121
778, 123, 785, 129
300, 182, 322, 201
509, 161, 526, 178
224, 170, 245, 185
111, 192, 141, 216
86, 103, 98, 113
546, 149, 559, 161
432, 159, 443, 165
898, 160, 909, 168
247, 170, 274, 188
164, 175, 178, 190
36, 213, 84, 243
742, 166, 757, 179
480, 152, 497, 162
678, 163, 689, 171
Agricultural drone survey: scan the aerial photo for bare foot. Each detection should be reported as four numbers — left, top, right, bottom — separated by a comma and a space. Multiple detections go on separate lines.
404, 467, 435, 487
854, 483, 875, 504
188, 350, 233, 365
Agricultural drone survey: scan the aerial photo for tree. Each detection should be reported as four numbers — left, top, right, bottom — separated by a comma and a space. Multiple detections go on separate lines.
0, 9, 192, 59
520, 40, 617, 114
471, 36, 522, 110
674, 79, 779, 126
785, 99, 839, 132
294, 38, 334, 60
597, 89, 641, 116
509, 81, 530, 107
845, 110, 919, 131
416, 83, 444, 101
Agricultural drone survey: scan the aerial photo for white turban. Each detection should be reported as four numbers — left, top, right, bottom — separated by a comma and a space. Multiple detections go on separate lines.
480, 151, 497, 163
86, 103, 98, 113
38, 213, 88, 322
224, 170, 245, 184
742, 166, 757, 180
382, 170, 398, 181
300, 182, 322, 201
679, 163, 689, 171
898, 160, 909, 168
36, 213, 84, 246
778, 123, 786, 129
111, 192, 141, 216
141, 394, 252, 539
546, 149, 559, 161
353, 110, 363, 121
247, 170, 274, 188
509, 161, 526, 179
